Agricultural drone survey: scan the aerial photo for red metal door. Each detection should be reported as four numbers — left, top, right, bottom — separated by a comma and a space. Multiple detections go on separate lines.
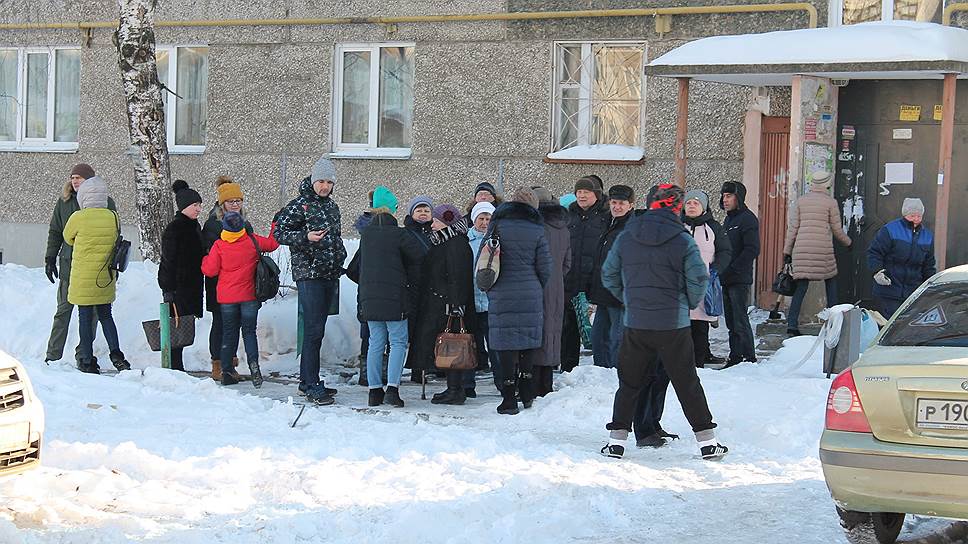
756, 116, 791, 308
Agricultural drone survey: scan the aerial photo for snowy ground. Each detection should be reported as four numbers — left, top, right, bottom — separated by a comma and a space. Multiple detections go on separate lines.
1, 252, 966, 543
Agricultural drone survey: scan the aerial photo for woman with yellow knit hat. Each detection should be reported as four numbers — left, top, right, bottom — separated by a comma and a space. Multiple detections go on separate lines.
202, 176, 252, 381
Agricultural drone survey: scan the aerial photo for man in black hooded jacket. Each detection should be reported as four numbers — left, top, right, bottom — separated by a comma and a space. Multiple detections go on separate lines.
718, 181, 760, 367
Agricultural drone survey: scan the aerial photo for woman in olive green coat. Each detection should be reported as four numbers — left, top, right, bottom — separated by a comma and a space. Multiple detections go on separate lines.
63, 175, 130, 374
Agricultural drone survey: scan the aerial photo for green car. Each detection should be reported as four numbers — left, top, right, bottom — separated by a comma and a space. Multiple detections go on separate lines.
821, 267, 968, 544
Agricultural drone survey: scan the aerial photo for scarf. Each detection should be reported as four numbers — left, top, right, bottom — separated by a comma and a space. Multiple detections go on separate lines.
430, 217, 470, 246
221, 229, 246, 243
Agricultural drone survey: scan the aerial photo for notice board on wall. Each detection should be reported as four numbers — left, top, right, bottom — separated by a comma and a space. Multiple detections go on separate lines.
802, 142, 834, 193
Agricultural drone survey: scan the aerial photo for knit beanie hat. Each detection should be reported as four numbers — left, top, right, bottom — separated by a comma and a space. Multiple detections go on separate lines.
586, 174, 604, 192
511, 187, 539, 209
222, 211, 245, 233
530, 186, 555, 205
371, 185, 398, 214
76, 175, 109, 209
433, 204, 462, 226
683, 189, 709, 211
471, 201, 496, 223
217, 180, 244, 205
474, 182, 498, 200
559, 193, 577, 208
902, 197, 925, 216
608, 184, 635, 203
649, 183, 685, 213
810, 170, 833, 187
70, 163, 95, 180
407, 195, 433, 218
574, 177, 598, 194
311, 156, 337, 182
172, 179, 202, 212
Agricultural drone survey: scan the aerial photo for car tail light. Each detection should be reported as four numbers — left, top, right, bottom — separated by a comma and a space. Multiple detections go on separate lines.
825, 368, 872, 433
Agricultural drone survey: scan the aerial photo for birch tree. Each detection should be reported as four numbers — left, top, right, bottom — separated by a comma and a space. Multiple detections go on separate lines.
115, 0, 172, 262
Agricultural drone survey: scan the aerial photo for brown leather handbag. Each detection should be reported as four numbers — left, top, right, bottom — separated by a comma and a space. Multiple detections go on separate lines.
434, 315, 477, 370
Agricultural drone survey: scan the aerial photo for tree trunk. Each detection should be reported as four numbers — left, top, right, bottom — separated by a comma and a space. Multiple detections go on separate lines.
116, 0, 172, 263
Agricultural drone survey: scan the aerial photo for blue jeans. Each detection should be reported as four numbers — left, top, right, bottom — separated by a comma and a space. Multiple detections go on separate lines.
591, 306, 624, 368
787, 278, 838, 330
78, 304, 120, 360
220, 300, 260, 374
367, 320, 408, 388
723, 284, 755, 362
297, 279, 338, 387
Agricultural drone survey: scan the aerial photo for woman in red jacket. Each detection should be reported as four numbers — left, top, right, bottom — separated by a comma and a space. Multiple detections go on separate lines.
201, 211, 279, 387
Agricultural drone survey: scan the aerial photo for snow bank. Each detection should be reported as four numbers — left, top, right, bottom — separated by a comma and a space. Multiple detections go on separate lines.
0, 241, 362, 377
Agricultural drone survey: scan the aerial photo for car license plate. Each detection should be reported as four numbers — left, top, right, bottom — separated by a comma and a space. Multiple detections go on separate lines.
917, 399, 968, 430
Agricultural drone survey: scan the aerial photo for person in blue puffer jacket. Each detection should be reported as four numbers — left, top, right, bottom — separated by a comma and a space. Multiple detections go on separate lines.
867, 198, 937, 319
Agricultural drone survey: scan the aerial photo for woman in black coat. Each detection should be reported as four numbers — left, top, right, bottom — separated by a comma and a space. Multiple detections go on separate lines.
410, 204, 477, 405
158, 180, 205, 372
486, 189, 552, 415
402, 196, 435, 382
201, 176, 251, 381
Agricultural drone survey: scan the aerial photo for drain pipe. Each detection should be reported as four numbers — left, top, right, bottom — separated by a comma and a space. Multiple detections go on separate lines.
0, 3, 819, 31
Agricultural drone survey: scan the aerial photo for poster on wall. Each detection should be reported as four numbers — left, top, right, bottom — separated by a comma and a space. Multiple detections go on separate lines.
803, 142, 834, 193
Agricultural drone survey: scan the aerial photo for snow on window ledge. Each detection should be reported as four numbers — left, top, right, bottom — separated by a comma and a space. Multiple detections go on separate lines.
329, 148, 413, 160
545, 144, 645, 164
0, 143, 79, 154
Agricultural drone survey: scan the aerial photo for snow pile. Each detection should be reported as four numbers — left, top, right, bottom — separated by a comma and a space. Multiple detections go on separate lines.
0, 241, 362, 378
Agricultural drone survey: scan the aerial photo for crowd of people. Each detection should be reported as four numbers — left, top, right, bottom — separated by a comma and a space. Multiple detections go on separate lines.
41, 158, 939, 460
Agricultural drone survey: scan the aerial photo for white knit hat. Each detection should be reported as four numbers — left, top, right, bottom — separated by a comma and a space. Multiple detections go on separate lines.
471, 201, 496, 222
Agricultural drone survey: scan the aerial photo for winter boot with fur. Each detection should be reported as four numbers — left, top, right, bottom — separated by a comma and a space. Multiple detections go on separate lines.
496, 379, 519, 415
518, 371, 535, 409
248, 359, 263, 389
384, 386, 404, 408
109, 350, 131, 371
211, 359, 222, 381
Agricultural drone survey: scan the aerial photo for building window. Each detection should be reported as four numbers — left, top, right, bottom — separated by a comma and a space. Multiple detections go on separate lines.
548, 42, 646, 162
0, 47, 80, 152
156, 46, 209, 153
833, 0, 945, 25
332, 43, 415, 159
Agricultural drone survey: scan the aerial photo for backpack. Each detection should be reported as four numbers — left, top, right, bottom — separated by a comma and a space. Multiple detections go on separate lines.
475, 223, 501, 291
249, 234, 281, 302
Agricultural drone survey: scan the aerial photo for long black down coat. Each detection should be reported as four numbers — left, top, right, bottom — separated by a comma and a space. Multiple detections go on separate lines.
345, 211, 423, 322
159, 213, 205, 318
534, 203, 572, 367
486, 202, 553, 351
409, 222, 477, 371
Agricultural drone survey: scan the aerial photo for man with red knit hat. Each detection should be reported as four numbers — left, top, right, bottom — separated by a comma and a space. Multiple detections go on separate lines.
598, 183, 728, 461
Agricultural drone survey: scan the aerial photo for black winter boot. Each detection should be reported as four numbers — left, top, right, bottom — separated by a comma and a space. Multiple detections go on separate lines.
221, 372, 240, 386
432, 371, 466, 405
518, 371, 535, 409
368, 388, 385, 407
76, 357, 100, 374
384, 386, 404, 408
109, 350, 130, 371
358, 354, 368, 387
248, 359, 263, 389
496, 379, 519, 415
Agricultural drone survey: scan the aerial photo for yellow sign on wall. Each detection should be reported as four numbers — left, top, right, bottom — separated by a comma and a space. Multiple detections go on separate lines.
900, 105, 921, 121
934, 104, 943, 121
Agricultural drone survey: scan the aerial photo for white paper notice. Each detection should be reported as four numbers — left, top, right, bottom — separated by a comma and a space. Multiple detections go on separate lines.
884, 162, 914, 185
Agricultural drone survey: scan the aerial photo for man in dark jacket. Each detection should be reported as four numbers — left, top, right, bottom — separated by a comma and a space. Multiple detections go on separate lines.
562, 175, 609, 371
588, 184, 635, 369
867, 197, 936, 318
719, 181, 760, 367
44, 163, 116, 362
274, 157, 347, 405
346, 186, 423, 408
600, 184, 728, 461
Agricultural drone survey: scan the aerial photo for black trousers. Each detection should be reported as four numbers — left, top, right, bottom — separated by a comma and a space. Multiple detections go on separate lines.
561, 298, 580, 372
631, 358, 670, 440
534, 366, 554, 397
171, 346, 185, 372
608, 327, 716, 434
722, 284, 756, 362
690, 320, 711, 366
497, 349, 536, 384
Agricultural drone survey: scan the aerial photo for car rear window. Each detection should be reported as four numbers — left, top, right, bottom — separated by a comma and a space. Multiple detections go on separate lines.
880, 282, 968, 347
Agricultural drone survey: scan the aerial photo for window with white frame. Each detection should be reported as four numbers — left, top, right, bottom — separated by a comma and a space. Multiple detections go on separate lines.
332, 43, 414, 158
155, 46, 209, 153
0, 47, 80, 152
832, 0, 945, 25
549, 42, 646, 162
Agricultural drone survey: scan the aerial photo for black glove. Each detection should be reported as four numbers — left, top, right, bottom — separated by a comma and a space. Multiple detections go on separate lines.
45, 257, 58, 284
783, 254, 792, 265
162, 291, 176, 303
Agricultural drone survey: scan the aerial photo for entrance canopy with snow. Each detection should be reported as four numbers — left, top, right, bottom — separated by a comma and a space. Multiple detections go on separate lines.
647, 21, 968, 86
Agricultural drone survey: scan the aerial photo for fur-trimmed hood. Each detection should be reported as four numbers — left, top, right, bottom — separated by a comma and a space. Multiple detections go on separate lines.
538, 202, 568, 229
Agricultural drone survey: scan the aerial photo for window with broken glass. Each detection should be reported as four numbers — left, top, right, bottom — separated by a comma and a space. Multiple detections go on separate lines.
550, 42, 646, 161
333, 43, 414, 158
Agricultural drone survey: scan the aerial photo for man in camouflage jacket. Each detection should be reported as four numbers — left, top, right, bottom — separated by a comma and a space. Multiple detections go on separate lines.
275, 156, 347, 405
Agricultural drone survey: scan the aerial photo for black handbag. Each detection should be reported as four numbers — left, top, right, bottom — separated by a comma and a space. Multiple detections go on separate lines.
772, 263, 796, 296
109, 211, 131, 273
